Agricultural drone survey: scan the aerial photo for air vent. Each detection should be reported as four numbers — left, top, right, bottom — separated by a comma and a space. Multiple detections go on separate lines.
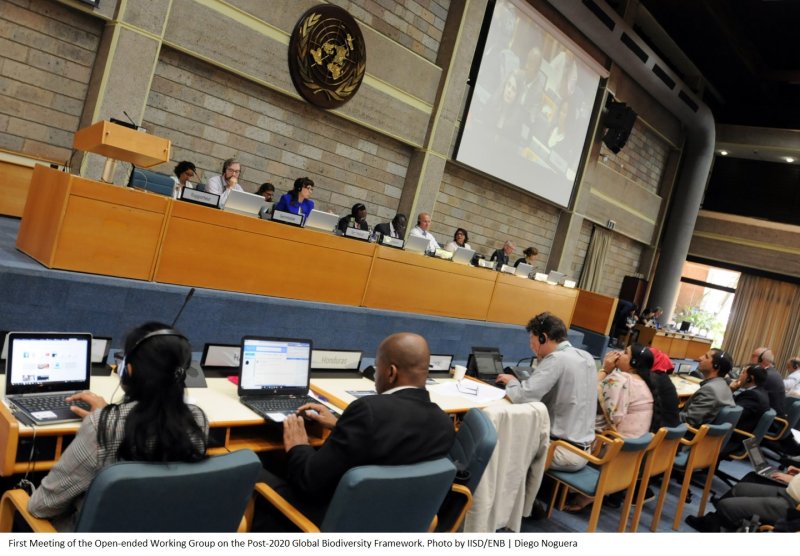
678, 90, 699, 112
620, 32, 648, 63
652, 64, 675, 90
583, 0, 615, 31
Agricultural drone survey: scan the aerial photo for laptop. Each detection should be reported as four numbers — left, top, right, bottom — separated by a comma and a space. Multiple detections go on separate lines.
546, 270, 566, 285
223, 189, 268, 216
743, 437, 780, 479
404, 234, 431, 255
304, 210, 339, 233
515, 262, 533, 277
90, 336, 112, 375
451, 247, 475, 265
428, 354, 453, 373
467, 346, 504, 384
237, 336, 317, 422
311, 349, 362, 378
4, 332, 92, 425
0, 331, 9, 371
196, 343, 241, 377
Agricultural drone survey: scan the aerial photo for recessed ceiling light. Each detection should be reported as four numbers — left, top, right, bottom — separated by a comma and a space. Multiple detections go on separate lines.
719, 150, 728, 156
785, 157, 795, 163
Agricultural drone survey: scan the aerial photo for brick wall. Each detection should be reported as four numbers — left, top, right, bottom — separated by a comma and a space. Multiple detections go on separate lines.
435, 163, 561, 269
598, 119, 670, 195
334, 0, 449, 63
144, 47, 412, 221
0, 0, 102, 162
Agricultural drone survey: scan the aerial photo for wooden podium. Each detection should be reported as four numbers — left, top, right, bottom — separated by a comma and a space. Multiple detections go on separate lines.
73, 120, 170, 167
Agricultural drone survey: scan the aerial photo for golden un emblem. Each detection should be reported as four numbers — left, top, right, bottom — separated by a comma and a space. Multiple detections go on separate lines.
288, 5, 366, 109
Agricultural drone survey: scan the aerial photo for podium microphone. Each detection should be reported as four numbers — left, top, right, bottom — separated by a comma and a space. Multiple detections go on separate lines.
171, 287, 196, 327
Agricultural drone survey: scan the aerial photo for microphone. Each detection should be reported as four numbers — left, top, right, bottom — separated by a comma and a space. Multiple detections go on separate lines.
171, 287, 196, 327
516, 356, 534, 367
123, 110, 139, 129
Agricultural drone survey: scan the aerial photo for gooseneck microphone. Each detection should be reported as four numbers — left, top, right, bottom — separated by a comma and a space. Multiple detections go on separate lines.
171, 287, 196, 327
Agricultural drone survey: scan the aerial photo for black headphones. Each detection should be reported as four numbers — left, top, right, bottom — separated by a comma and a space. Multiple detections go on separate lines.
533, 315, 547, 344
630, 345, 645, 368
790, 358, 800, 370
757, 349, 764, 363
120, 329, 191, 382
712, 350, 726, 370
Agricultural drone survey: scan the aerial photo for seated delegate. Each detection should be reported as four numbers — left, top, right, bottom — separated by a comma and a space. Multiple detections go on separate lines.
337, 203, 369, 234
274, 177, 315, 219
27, 322, 209, 531
489, 240, 515, 269
205, 158, 244, 207
372, 213, 407, 241
409, 212, 440, 252
444, 228, 471, 252
171, 160, 196, 198
257, 182, 275, 202
514, 246, 538, 268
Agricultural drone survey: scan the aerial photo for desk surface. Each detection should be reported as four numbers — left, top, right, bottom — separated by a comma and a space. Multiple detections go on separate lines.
670, 374, 701, 399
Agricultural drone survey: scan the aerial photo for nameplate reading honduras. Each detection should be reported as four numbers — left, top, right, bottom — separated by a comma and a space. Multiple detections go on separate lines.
180, 188, 220, 208
272, 210, 304, 226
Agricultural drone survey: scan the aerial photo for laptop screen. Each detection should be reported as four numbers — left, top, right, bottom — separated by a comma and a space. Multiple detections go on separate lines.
91, 337, 111, 364
677, 363, 694, 374
6, 332, 92, 394
239, 337, 311, 391
202, 344, 241, 368
429, 354, 453, 371
311, 349, 361, 371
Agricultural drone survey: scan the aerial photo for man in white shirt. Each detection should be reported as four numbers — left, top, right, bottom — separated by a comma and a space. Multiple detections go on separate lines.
409, 212, 440, 252
783, 357, 800, 395
205, 158, 244, 207
496, 312, 596, 471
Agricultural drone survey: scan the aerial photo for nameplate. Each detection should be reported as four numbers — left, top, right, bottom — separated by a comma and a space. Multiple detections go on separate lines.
180, 187, 220, 208
477, 259, 494, 269
272, 210, 304, 227
500, 264, 516, 274
380, 235, 404, 249
344, 227, 371, 241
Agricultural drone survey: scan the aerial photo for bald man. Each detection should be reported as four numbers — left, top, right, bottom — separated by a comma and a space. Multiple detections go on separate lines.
259, 333, 455, 529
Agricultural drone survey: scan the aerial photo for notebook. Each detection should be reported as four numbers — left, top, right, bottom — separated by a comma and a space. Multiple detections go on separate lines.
5, 332, 92, 425
311, 349, 362, 378
237, 336, 317, 422
451, 247, 475, 265
743, 437, 779, 479
304, 210, 339, 233
223, 189, 268, 216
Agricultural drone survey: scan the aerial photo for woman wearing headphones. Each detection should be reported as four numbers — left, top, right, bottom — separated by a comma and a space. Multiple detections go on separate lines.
27, 322, 208, 531
275, 177, 315, 218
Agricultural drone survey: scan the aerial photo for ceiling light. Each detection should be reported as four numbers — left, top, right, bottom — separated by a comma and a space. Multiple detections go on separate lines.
719, 150, 728, 156
785, 157, 795, 163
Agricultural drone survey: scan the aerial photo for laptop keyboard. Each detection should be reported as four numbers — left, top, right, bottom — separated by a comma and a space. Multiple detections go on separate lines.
13, 394, 90, 415
246, 396, 318, 414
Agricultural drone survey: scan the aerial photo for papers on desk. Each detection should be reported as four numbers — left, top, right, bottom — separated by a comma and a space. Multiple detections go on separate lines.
429, 380, 506, 404
346, 390, 376, 398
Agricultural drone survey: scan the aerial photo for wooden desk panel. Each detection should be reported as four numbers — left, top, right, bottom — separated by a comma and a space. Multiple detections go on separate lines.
487, 274, 578, 326
652, 333, 712, 359
16, 166, 170, 280
155, 202, 374, 305
0, 160, 35, 217
571, 290, 618, 335
361, 247, 496, 320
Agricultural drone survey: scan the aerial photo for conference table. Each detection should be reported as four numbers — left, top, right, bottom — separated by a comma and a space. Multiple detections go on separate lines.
17, 166, 580, 327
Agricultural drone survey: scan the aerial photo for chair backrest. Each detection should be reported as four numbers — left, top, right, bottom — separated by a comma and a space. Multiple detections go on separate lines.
320, 458, 456, 532
749, 408, 777, 444
713, 404, 743, 450
685, 422, 732, 471
449, 408, 498, 494
779, 398, 800, 439
129, 168, 175, 197
75, 450, 262, 532
597, 433, 652, 495
644, 424, 687, 477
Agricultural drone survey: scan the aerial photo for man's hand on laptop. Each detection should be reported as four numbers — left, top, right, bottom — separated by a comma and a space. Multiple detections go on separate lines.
283, 415, 310, 451
297, 403, 337, 429
66, 391, 107, 418
769, 471, 794, 484
495, 373, 515, 386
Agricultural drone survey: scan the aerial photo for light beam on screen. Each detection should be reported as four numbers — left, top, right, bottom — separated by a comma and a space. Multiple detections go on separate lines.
456, 0, 603, 208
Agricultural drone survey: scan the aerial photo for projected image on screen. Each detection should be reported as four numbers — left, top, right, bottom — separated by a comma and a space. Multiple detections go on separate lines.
456, 0, 601, 208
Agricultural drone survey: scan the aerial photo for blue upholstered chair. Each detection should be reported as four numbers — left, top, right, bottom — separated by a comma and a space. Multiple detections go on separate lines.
436, 408, 498, 532
129, 168, 175, 197
255, 457, 457, 532
0, 450, 262, 532
545, 432, 653, 532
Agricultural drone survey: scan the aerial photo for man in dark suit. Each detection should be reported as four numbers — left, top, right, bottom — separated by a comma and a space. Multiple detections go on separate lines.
746, 347, 785, 417
257, 332, 455, 529
372, 213, 407, 241
680, 349, 735, 427
721, 365, 770, 458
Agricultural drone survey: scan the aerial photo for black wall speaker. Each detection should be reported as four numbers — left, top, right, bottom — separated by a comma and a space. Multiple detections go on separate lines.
602, 100, 637, 153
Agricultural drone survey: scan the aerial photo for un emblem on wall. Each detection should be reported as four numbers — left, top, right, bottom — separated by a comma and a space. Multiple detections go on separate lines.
288, 5, 367, 109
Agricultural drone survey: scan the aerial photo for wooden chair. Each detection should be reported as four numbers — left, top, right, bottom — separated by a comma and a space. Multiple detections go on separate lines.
761, 398, 800, 458
0, 450, 262, 532
254, 458, 456, 532
545, 433, 652, 532
716, 409, 777, 486
436, 408, 498, 532
670, 422, 732, 530
624, 424, 688, 532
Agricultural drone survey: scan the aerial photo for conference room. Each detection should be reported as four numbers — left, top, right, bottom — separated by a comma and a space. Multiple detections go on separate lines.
1, 0, 799, 538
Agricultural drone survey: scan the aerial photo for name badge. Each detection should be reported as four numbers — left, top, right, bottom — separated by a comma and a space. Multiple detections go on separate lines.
272, 210, 304, 226
180, 188, 220, 208
344, 227, 371, 241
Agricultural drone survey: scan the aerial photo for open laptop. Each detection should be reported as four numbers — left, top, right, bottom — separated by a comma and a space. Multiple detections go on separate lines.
223, 189, 268, 217
404, 234, 431, 255
304, 210, 339, 233
451, 247, 475, 265
467, 346, 504, 384
546, 270, 566, 285
311, 349, 362, 378
743, 437, 780, 479
515, 262, 533, 277
428, 354, 453, 373
0, 331, 9, 372
4, 332, 92, 425
237, 336, 317, 422
196, 343, 241, 377
90, 336, 112, 375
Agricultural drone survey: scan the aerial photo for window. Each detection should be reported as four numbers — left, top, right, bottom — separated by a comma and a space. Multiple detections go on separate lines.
672, 262, 740, 348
